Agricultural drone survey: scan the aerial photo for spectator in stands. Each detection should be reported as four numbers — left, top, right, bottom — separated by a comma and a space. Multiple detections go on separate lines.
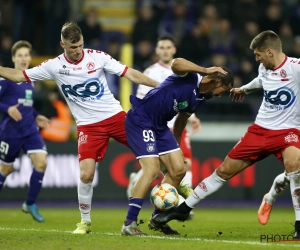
259, 3, 283, 35
133, 40, 153, 72
105, 38, 122, 99
236, 21, 260, 61
40, 87, 72, 142
0, 34, 13, 67
77, 8, 103, 49
279, 22, 295, 55
177, 20, 209, 65
159, 0, 195, 46
131, 5, 159, 46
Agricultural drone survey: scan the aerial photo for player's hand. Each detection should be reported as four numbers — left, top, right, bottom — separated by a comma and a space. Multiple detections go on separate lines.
8, 104, 22, 121
230, 88, 245, 102
205, 66, 227, 75
188, 116, 201, 134
36, 115, 50, 129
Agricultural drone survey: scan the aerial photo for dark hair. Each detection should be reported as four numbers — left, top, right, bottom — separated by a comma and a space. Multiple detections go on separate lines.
208, 66, 234, 87
157, 34, 175, 45
61, 21, 82, 43
250, 30, 282, 52
11, 40, 32, 56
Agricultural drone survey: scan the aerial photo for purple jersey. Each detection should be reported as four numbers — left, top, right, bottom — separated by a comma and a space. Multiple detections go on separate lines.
0, 79, 39, 138
128, 72, 205, 131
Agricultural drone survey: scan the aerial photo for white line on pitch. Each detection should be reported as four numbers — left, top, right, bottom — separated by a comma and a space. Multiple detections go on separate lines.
0, 227, 299, 247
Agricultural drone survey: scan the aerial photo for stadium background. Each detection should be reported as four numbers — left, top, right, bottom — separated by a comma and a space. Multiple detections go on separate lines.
0, 0, 298, 202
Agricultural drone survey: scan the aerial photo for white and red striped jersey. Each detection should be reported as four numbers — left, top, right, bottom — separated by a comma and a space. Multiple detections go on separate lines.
253, 56, 300, 130
136, 62, 177, 128
23, 49, 127, 126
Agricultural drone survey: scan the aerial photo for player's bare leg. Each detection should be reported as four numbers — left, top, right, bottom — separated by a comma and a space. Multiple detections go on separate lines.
282, 146, 300, 238
73, 158, 95, 234
153, 157, 251, 224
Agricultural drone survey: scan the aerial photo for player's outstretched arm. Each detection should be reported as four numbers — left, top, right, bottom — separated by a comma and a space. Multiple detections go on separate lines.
123, 68, 159, 88
0, 66, 27, 83
230, 88, 246, 102
171, 58, 227, 76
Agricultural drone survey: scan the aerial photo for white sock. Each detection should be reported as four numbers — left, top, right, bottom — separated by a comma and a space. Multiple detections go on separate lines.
181, 171, 192, 187
78, 180, 93, 222
185, 170, 226, 208
288, 171, 300, 221
132, 169, 143, 183
265, 172, 290, 204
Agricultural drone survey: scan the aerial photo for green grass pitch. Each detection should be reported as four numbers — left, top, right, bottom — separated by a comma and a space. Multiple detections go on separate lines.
0, 206, 299, 250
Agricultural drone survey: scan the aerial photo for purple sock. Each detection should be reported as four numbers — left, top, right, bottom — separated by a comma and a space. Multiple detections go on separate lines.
125, 197, 143, 224
152, 209, 161, 217
26, 169, 44, 205
0, 172, 6, 191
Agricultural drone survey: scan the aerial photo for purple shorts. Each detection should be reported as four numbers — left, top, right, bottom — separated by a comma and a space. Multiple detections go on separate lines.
125, 116, 179, 159
0, 131, 46, 163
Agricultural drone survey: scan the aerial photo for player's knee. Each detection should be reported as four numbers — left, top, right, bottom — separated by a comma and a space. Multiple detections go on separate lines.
216, 166, 234, 180
34, 159, 47, 172
80, 172, 94, 183
170, 165, 186, 180
284, 158, 299, 172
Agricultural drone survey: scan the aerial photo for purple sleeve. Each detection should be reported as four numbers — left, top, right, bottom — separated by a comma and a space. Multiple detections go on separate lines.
0, 81, 9, 112
0, 102, 9, 113
32, 109, 39, 119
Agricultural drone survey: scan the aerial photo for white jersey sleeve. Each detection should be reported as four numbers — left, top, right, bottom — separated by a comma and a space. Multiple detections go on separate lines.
23, 49, 127, 126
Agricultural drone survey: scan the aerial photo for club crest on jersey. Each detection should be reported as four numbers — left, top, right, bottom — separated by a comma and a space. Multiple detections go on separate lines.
280, 69, 287, 78
86, 62, 95, 70
284, 132, 299, 143
146, 143, 155, 152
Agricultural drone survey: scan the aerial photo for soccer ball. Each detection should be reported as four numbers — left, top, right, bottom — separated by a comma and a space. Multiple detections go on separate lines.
150, 183, 179, 211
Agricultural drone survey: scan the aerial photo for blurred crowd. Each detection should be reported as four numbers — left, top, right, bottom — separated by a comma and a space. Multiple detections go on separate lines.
1, 0, 300, 127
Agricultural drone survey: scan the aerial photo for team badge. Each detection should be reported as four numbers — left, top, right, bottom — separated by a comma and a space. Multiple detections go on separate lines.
146, 143, 155, 152
86, 62, 95, 70
280, 69, 287, 78
198, 181, 207, 192
284, 132, 299, 143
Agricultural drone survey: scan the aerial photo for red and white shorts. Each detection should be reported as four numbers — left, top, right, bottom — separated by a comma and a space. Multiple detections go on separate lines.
77, 111, 128, 162
228, 123, 300, 164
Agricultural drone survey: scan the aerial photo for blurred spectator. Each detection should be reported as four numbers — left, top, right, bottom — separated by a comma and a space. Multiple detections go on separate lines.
232, 0, 260, 30
259, 3, 283, 34
238, 59, 258, 87
0, 34, 13, 67
236, 21, 260, 60
133, 40, 153, 72
105, 38, 122, 99
290, 36, 300, 58
33, 81, 57, 118
44, 0, 69, 55
198, 4, 220, 37
131, 5, 159, 46
279, 22, 295, 55
209, 18, 236, 56
158, 0, 195, 46
77, 8, 103, 49
177, 21, 209, 65
289, 5, 300, 36
40, 87, 72, 142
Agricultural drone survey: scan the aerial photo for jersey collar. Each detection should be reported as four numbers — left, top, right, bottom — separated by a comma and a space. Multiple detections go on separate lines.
63, 50, 85, 65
